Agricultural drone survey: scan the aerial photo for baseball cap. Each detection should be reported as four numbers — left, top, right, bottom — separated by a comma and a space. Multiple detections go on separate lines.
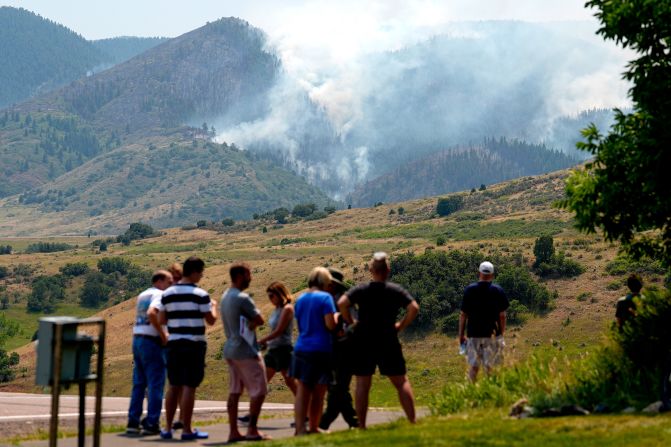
479, 261, 494, 274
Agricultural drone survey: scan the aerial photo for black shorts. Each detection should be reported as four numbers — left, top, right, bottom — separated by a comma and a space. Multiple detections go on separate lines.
351, 339, 406, 377
166, 340, 206, 387
290, 351, 333, 387
264, 345, 293, 372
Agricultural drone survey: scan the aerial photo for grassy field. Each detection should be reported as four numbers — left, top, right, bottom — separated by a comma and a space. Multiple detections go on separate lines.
261, 411, 671, 446
0, 169, 651, 410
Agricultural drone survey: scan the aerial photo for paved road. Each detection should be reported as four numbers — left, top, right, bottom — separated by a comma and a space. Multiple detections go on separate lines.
0, 392, 292, 422
0, 393, 412, 447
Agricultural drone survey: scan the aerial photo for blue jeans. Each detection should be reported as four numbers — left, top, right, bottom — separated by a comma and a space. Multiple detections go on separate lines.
128, 336, 166, 428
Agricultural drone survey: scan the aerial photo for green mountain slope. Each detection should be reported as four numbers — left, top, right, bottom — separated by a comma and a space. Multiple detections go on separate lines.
0, 7, 104, 108
349, 139, 578, 207
91, 36, 169, 66
0, 136, 330, 236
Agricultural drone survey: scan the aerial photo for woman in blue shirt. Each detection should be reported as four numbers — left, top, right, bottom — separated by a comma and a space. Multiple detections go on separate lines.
291, 267, 337, 435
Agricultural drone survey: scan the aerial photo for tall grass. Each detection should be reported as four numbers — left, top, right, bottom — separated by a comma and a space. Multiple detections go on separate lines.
431, 288, 671, 415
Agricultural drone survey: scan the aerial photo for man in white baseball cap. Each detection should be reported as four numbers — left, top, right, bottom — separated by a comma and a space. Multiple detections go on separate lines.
458, 261, 509, 381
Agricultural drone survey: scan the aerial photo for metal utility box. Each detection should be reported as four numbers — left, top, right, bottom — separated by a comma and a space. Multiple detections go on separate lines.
35, 316, 105, 447
36, 317, 94, 386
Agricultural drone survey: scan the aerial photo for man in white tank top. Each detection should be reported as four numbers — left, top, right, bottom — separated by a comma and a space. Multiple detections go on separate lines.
126, 270, 173, 435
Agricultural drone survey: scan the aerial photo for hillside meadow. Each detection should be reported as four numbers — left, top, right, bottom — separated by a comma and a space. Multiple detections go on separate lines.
0, 170, 647, 412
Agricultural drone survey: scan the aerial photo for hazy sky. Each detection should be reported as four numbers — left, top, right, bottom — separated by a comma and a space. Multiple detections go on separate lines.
2, 0, 597, 40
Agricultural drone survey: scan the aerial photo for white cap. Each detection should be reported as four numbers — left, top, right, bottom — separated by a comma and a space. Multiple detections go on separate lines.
479, 261, 494, 274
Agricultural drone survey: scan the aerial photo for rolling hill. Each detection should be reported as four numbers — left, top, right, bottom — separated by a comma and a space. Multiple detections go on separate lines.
2, 168, 651, 408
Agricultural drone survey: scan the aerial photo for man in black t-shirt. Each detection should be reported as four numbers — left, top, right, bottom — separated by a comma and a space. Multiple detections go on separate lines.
458, 261, 509, 382
338, 252, 419, 429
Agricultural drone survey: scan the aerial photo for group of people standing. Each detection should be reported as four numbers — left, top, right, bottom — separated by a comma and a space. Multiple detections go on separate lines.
126, 251, 428, 441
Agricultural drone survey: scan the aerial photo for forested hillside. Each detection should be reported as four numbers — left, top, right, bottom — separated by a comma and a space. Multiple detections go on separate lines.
349, 139, 578, 206
91, 36, 168, 66
0, 7, 104, 108
0, 17, 281, 195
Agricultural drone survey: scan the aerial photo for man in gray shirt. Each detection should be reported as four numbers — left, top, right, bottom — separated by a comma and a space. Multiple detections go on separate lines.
220, 262, 268, 442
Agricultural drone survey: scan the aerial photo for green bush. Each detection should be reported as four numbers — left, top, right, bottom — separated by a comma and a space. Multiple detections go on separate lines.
436, 196, 464, 217
25, 241, 73, 253
222, 218, 235, 226
535, 252, 586, 278
79, 271, 111, 307
97, 257, 131, 275
605, 254, 666, 276
292, 203, 316, 217
390, 250, 554, 333
27, 275, 65, 313
116, 222, 155, 244
59, 262, 90, 277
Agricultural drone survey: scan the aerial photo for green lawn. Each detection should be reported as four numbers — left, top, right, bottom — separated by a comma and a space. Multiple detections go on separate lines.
265, 411, 671, 446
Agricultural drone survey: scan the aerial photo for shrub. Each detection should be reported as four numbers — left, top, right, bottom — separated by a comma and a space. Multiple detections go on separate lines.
79, 272, 111, 307
97, 257, 131, 275
196, 220, 207, 228
398, 207, 405, 215
535, 252, 586, 278
533, 235, 555, 267
436, 196, 464, 217
27, 275, 65, 313
25, 241, 73, 253
390, 250, 554, 332
0, 266, 7, 279
0, 349, 19, 383
0, 245, 11, 255
59, 262, 90, 277
222, 218, 235, 226
436, 236, 446, 246
292, 203, 316, 217
324, 206, 336, 215
116, 222, 155, 244
605, 254, 666, 276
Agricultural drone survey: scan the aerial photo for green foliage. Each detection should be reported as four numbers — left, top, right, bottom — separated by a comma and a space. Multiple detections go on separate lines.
533, 235, 555, 267
534, 252, 586, 278
292, 202, 316, 217
0, 314, 20, 346
25, 241, 74, 253
79, 271, 111, 308
397, 207, 405, 215
26, 275, 65, 313
324, 206, 336, 215
59, 262, 90, 277
533, 236, 585, 278
97, 257, 131, 275
604, 254, 666, 276
0, 266, 7, 279
222, 218, 235, 226
116, 222, 155, 245
196, 220, 207, 228
436, 195, 464, 217
390, 250, 554, 332
436, 236, 446, 246
0, 245, 11, 254
560, 0, 671, 268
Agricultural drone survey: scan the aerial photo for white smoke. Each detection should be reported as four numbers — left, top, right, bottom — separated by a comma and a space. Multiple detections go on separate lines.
214, 4, 632, 197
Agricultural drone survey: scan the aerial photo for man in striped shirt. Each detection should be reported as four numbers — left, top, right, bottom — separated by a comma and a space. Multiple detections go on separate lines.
151, 256, 217, 440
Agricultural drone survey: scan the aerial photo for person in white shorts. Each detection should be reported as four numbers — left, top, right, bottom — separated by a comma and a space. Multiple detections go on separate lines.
458, 261, 509, 382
